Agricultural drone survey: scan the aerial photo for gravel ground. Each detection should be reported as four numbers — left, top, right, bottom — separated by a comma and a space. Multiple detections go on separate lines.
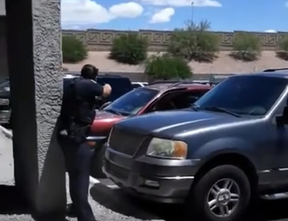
1, 128, 288, 221
0, 129, 162, 221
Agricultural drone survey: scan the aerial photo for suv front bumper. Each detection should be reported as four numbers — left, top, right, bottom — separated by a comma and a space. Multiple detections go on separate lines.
103, 144, 200, 203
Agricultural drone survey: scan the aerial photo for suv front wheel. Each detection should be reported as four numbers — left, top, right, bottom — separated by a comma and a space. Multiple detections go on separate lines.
186, 165, 251, 221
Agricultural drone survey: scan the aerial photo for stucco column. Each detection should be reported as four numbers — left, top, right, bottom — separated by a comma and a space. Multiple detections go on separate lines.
5, 0, 66, 218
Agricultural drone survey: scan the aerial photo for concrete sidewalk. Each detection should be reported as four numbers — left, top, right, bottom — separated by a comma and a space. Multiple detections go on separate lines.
0, 127, 14, 183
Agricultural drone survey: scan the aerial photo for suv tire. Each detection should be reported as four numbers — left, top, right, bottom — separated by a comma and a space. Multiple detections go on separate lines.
186, 165, 251, 221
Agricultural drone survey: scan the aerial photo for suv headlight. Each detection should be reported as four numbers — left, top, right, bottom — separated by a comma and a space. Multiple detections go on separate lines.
146, 138, 188, 159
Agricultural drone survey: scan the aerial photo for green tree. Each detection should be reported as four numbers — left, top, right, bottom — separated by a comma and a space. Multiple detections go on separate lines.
62, 35, 87, 63
231, 33, 261, 61
145, 53, 192, 80
109, 33, 148, 65
277, 36, 288, 60
168, 20, 219, 62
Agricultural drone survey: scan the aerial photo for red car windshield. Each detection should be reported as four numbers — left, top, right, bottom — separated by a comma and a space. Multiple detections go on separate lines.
104, 87, 159, 116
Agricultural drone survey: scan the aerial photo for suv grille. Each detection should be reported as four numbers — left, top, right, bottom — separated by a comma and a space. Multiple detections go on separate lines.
109, 128, 146, 156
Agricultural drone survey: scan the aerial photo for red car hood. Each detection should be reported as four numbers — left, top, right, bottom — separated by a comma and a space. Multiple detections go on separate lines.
90, 110, 126, 136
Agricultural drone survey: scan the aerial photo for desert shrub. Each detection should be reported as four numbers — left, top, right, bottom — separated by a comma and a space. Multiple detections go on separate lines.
62, 35, 87, 63
231, 33, 261, 61
277, 36, 288, 60
168, 20, 219, 62
145, 53, 192, 80
109, 33, 148, 65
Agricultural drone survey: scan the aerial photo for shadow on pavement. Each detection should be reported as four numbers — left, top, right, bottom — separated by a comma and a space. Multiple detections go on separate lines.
251, 199, 288, 221
1, 124, 11, 130
0, 185, 30, 215
90, 183, 288, 221
90, 183, 183, 220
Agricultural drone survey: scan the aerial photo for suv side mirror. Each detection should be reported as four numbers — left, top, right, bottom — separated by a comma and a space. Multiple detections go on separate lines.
277, 106, 288, 124
99, 101, 111, 110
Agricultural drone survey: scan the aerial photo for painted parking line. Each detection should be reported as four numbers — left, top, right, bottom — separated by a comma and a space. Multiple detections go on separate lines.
89, 176, 119, 189
89, 176, 100, 184
0, 126, 12, 139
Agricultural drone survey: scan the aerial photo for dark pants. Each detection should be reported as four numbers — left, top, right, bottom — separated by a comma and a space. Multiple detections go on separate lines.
59, 136, 95, 221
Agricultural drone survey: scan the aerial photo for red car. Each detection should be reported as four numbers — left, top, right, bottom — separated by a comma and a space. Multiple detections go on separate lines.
89, 81, 212, 177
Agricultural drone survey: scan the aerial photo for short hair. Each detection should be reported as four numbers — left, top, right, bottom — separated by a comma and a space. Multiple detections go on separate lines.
80, 64, 99, 79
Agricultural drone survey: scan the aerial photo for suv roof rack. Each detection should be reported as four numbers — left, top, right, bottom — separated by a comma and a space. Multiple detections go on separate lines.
263, 68, 288, 72
149, 80, 201, 88
150, 79, 212, 88
150, 79, 204, 85
149, 80, 184, 85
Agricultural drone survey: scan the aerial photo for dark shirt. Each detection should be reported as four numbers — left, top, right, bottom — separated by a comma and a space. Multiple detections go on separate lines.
60, 77, 103, 129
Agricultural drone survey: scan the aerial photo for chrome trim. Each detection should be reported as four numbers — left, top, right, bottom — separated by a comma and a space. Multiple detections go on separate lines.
86, 136, 107, 141
279, 168, 288, 171
257, 167, 288, 173
156, 176, 194, 180
257, 169, 271, 174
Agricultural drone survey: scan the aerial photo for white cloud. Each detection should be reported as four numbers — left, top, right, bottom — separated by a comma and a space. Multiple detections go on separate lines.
109, 2, 144, 18
265, 29, 277, 33
61, 0, 144, 27
150, 7, 175, 23
139, 0, 221, 7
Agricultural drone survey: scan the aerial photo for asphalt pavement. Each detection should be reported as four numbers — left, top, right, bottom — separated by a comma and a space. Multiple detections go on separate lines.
1, 128, 288, 221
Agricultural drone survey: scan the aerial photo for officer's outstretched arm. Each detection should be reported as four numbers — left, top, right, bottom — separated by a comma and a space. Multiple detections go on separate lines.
90, 80, 111, 97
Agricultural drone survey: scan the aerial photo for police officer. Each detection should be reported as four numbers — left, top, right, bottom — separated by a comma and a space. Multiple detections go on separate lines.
58, 64, 111, 221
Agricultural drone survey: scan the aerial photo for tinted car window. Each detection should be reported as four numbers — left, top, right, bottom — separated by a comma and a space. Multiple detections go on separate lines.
195, 76, 287, 116
104, 87, 159, 115
97, 77, 133, 102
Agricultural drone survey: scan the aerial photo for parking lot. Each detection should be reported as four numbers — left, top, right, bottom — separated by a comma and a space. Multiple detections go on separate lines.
1, 128, 288, 221
90, 178, 288, 221
3, 75, 288, 221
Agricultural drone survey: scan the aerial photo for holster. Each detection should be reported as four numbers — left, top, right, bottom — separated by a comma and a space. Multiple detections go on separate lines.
67, 122, 90, 144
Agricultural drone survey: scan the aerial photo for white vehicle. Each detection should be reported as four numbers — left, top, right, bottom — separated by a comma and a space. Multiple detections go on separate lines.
132, 81, 148, 89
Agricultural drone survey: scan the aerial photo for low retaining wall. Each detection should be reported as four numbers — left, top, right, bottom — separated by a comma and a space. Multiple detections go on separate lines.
99, 71, 233, 81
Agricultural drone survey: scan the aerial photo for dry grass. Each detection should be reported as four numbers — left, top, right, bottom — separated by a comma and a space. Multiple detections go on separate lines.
63, 51, 288, 74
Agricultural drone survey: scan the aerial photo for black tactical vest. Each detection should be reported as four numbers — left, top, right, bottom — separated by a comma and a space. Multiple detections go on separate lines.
59, 77, 96, 142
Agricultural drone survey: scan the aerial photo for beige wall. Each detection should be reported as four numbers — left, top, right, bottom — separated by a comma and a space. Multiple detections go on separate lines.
63, 29, 288, 52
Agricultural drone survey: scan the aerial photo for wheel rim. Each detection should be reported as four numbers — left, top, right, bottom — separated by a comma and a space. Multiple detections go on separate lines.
206, 178, 240, 218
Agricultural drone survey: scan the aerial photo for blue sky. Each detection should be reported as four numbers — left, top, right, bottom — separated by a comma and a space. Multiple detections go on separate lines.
61, 0, 288, 32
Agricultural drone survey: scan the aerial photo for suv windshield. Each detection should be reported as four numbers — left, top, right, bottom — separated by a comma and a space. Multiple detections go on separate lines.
104, 87, 159, 115
194, 75, 288, 116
